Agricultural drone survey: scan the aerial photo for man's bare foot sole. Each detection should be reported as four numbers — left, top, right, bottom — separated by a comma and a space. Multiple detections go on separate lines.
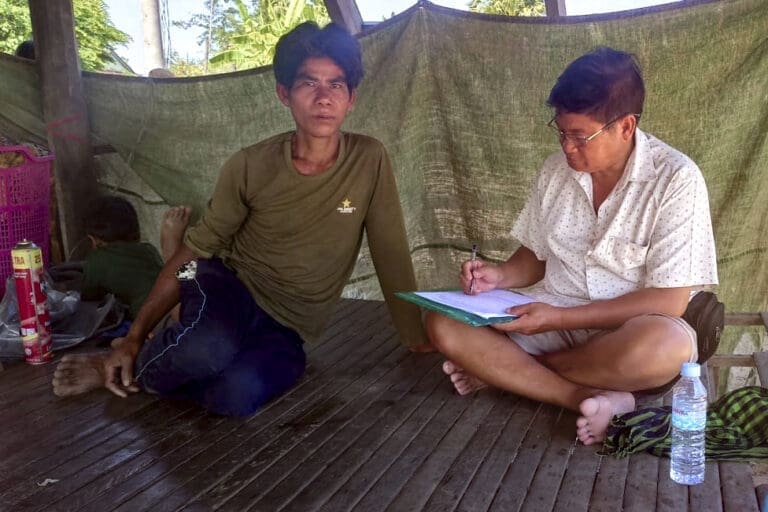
52, 353, 109, 397
576, 391, 636, 446
160, 206, 191, 261
442, 360, 487, 395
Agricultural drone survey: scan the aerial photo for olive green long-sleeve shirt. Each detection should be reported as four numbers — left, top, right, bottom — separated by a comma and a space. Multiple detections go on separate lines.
185, 131, 426, 345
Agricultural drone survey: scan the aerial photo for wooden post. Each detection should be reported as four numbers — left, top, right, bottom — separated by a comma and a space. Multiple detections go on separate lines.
323, 0, 363, 35
545, 0, 567, 18
28, 0, 98, 257
141, 0, 165, 72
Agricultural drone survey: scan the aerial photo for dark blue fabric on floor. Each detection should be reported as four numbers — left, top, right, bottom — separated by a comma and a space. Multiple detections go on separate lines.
134, 258, 306, 416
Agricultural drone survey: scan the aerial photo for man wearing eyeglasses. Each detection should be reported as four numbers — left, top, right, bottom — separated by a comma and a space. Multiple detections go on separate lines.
425, 47, 718, 445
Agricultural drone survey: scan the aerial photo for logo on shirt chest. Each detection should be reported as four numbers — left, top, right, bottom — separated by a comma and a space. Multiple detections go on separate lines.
336, 198, 356, 214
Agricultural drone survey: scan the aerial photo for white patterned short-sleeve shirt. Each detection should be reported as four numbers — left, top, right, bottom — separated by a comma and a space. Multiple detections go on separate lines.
511, 128, 718, 306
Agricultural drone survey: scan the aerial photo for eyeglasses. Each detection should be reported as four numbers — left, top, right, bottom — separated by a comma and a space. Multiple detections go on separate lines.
547, 113, 640, 148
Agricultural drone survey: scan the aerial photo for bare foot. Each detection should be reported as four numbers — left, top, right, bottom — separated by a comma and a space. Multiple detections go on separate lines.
442, 360, 487, 395
52, 353, 109, 397
160, 206, 191, 261
576, 391, 635, 446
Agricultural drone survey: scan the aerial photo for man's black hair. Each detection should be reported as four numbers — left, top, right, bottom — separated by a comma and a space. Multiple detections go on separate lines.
547, 47, 645, 123
15, 40, 35, 60
85, 196, 141, 243
273, 22, 363, 91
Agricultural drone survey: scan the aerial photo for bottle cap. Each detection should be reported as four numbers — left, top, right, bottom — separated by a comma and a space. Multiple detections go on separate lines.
680, 362, 700, 377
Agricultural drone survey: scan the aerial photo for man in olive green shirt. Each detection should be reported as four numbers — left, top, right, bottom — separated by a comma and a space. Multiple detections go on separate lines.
52, 22, 427, 416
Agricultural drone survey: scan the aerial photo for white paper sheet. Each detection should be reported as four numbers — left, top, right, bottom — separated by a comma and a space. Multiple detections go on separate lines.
413, 289, 535, 319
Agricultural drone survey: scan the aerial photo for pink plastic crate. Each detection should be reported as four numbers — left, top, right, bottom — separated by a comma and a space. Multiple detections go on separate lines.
0, 145, 54, 297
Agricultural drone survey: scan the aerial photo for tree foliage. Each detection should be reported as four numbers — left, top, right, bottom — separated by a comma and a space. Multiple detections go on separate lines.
0, 1, 31, 55
469, 0, 546, 17
172, 0, 241, 70
0, 0, 130, 71
169, 52, 207, 77
184, 0, 330, 71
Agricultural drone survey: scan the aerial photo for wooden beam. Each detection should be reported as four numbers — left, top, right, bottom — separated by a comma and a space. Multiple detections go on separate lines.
324, 0, 363, 35
544, 0, 567, 18
724, 312, 767, 327
28, 0, 98, 255
705, 315, 768, 396
708, 354, 755, 368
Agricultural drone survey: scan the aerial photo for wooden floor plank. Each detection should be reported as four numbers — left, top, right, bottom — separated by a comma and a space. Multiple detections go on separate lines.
0, 399, 177, 505
3, 298, 378, 510
487, 404, 561, 512
1, 394, 103, 455
623, 452, 660, 512
173, 311, 401, 511
348, 394, 474, 512
0, 392, 158, 478
244, 352, 443, 511
1, 383, 70, 427
27, 408, 207, 512
588, 454, 629, 512
0, 299, 759, 512
317, 383, 456, 511
385, 391, 499, 512
0, 372, 52, 413
0, 358, 52, 390
281, 359, 447, 512
217, 336, 407, 510
58, 410, 224, 511
76, 411, 239, 512
552, 441, 602, 512
720, 462, 760, 512
689, 462, 723, 512
423, 392, 522, 512
305, 299, 372, 354
520, 409, 580, 512
655, 457, 688, 512
454, 398, 541, 512
116, 388, 348, 512
301, 301, 389, 375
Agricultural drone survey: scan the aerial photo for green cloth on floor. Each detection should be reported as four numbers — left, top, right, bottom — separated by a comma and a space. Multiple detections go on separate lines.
603, 386, 768, 461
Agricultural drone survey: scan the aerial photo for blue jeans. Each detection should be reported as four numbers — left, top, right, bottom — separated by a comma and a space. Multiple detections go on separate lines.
133, 258, 306, 416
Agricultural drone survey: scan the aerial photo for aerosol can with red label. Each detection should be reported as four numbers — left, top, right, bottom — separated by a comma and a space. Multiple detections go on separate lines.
12, 240, 52, 364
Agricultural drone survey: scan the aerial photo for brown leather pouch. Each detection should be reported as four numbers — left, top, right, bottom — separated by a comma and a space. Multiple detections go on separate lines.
682, 291, 725, 364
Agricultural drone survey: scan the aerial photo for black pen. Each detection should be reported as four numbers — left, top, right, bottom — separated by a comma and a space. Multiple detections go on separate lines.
469, 243, 477, 294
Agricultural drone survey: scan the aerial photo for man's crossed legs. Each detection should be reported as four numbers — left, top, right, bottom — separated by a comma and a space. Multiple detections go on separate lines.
425, 313, 697, 445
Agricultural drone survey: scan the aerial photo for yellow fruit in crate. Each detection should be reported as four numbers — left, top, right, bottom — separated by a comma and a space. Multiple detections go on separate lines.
0, 151, 25, 168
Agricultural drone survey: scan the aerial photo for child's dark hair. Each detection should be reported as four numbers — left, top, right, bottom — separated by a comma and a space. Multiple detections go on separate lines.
273, 22, 363, 91
15, 40, 35, 60
547, 47, 645, 123
85, 196, 140, 243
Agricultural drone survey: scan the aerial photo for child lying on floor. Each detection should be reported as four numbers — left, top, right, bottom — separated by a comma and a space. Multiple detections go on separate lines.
82, 196, 189, 322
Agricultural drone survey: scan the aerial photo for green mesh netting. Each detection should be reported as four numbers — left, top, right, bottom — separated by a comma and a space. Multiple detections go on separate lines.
1, 1, 766, 335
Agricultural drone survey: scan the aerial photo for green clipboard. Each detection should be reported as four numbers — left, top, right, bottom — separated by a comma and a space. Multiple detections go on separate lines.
395, 290, 519, 327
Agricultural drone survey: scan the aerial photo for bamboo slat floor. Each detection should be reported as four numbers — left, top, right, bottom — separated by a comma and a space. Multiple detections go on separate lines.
0, 299, 760, 512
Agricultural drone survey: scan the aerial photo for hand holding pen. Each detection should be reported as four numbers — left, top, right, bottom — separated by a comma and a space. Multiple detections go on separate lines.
463, 244, 504, 294
469, 244, 478, 294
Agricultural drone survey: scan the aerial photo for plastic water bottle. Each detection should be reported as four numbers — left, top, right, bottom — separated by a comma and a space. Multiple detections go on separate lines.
670, 362, 707, 485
